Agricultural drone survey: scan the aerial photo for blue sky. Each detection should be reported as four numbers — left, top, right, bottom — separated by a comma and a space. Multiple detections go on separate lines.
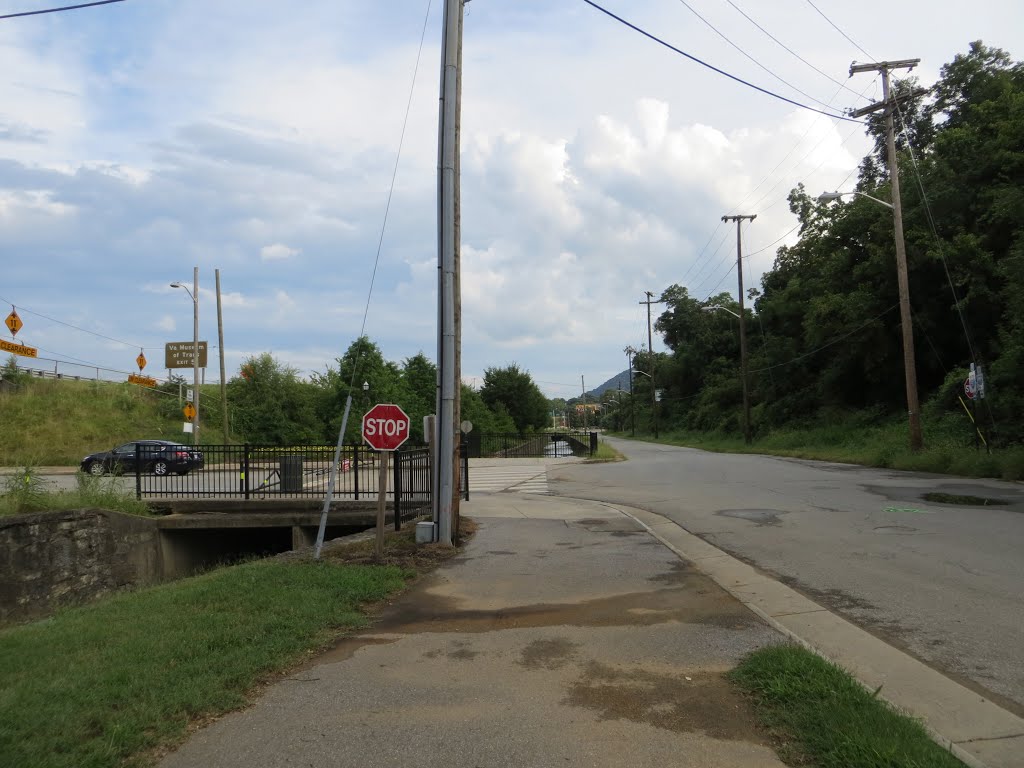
1, 0, 1021, 401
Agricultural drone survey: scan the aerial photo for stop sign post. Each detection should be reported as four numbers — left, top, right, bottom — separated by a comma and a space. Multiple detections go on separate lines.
362, 404, 411, 559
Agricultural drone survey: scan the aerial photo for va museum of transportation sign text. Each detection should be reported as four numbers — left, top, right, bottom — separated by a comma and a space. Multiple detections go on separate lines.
164, 341, 209, 369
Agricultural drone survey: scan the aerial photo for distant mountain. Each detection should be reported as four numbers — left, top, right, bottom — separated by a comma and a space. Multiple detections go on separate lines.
585, 370, 631, 399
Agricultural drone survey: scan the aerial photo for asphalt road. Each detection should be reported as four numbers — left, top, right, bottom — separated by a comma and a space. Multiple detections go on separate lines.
550, 436, 1024, 714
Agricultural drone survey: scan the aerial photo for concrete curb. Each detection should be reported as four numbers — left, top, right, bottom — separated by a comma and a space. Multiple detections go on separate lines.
604, 501, 1024, 768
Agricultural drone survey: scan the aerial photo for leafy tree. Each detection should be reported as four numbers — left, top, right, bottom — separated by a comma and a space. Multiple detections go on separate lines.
312, 336, 403, 444
461, 384, 516, 434
227, 353, 320, 444
479, 363, 549, 433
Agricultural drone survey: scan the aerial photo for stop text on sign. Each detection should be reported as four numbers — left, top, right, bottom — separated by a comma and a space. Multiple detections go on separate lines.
364, 418, 408, 438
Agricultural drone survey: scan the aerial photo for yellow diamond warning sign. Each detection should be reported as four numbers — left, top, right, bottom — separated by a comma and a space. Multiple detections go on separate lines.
136, 350, 147, 371
183, 402, 196, 422
5, 309, 23, 337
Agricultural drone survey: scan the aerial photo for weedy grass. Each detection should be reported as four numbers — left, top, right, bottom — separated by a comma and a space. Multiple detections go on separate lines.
0, 469, 151, 518
0, 556, 409, 768
627, 419, 1023, 481
730, 645, 965, 768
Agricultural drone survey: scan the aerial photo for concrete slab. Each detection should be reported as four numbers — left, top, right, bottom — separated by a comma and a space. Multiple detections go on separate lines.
161, 504, 786, 768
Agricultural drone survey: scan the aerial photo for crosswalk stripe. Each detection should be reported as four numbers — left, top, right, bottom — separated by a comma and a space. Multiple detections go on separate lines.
467, 466, 549, 494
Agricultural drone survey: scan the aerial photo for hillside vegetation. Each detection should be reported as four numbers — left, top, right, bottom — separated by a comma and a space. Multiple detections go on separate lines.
0, 374, 223, 466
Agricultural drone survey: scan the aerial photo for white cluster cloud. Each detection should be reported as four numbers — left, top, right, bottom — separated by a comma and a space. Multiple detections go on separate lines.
0, 0, 1018, 398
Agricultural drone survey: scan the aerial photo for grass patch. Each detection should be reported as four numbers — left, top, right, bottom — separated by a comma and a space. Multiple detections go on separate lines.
586, 439, 626, 463
730, 645, 964, 768
0, 469, 151, 518
0, 519, 471, 767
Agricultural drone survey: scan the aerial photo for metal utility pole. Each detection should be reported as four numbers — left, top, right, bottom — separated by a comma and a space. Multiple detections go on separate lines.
192, 266, 200, 446
624, 346, 636, 437
215, 269, 229, 445
434, 0, 464, 546
850, 59, 924, 451
638, 292, 664, 438
721, 214, 756, 444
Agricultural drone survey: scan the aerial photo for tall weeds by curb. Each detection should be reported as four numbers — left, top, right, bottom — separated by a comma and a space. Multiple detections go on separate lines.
730, 645, 964, 768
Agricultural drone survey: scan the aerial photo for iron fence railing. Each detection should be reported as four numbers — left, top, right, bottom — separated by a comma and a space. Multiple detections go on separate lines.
462, 431, 596, 459
135, 443, 432, 505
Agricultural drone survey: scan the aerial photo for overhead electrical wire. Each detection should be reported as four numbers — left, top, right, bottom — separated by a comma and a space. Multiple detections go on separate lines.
803, 0, 874, 62
724, 0, 867, 102
0, 293, 146, 350
0, 0, 125, 20
579, 0, 862, 123
749, 303, 900, 374
673, 0, 839, 110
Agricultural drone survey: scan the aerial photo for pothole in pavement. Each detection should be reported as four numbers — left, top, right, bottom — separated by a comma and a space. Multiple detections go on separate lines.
921, 492, 1009, 507
715, 509, 787, 526
873, 524, 918, 535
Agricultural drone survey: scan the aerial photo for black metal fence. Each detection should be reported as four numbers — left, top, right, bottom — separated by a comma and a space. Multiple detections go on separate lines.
462, 431, 596, 459
135, 443, 432, 503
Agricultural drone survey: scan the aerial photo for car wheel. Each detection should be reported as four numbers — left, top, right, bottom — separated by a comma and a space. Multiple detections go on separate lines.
87, 462, 106, 477
153, 460, 169, 476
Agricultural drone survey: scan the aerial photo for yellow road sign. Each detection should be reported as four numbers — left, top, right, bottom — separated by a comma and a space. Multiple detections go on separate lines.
136, 351, 147, 370
128, 374, 157, 387
5, 309, 23, 337
0, 339, 37, 358
183, 402, 196, 422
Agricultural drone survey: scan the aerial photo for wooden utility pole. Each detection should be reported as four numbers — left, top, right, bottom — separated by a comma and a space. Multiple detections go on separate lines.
850, 59, 923, 451
638, 292, 664, 438
215, 269, 229, 445
721, 214, 756, 444
624, 346, 636, 437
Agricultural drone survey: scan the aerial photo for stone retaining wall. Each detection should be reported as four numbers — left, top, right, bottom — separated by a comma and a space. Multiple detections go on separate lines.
0, 509, 161, 624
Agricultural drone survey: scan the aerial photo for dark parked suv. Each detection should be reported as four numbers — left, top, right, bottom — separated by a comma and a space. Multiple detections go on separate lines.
80, 440, 205, 477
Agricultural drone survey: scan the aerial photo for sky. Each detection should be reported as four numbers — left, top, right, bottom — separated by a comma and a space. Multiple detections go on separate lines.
1, 0, 1021, 403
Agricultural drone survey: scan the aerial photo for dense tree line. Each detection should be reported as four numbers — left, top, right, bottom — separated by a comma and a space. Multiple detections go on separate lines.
223, 338, 549, 445
612, 43, 1024, 446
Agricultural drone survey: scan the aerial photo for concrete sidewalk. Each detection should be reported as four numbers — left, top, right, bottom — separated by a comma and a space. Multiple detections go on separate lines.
159, 490, 1024, 768
161, 493, 787, 768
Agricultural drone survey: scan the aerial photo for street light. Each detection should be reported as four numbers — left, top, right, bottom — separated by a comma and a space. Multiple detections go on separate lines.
170, 268, 200, 445
820, 186, 922, 451
703, 305, 741, 319
817, 190, 894, 209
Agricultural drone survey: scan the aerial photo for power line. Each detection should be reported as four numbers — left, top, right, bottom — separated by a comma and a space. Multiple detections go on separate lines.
674, 0, 838, 110
749, 303, 899, 373
724, 0, 867, 101
0, 0, 125, 20
803, 0, 873, 61
0, 294, 145, 349
579, 0, 862, 123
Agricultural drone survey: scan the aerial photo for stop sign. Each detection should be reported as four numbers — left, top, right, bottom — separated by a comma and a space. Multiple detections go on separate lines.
362, 403, 411, 451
